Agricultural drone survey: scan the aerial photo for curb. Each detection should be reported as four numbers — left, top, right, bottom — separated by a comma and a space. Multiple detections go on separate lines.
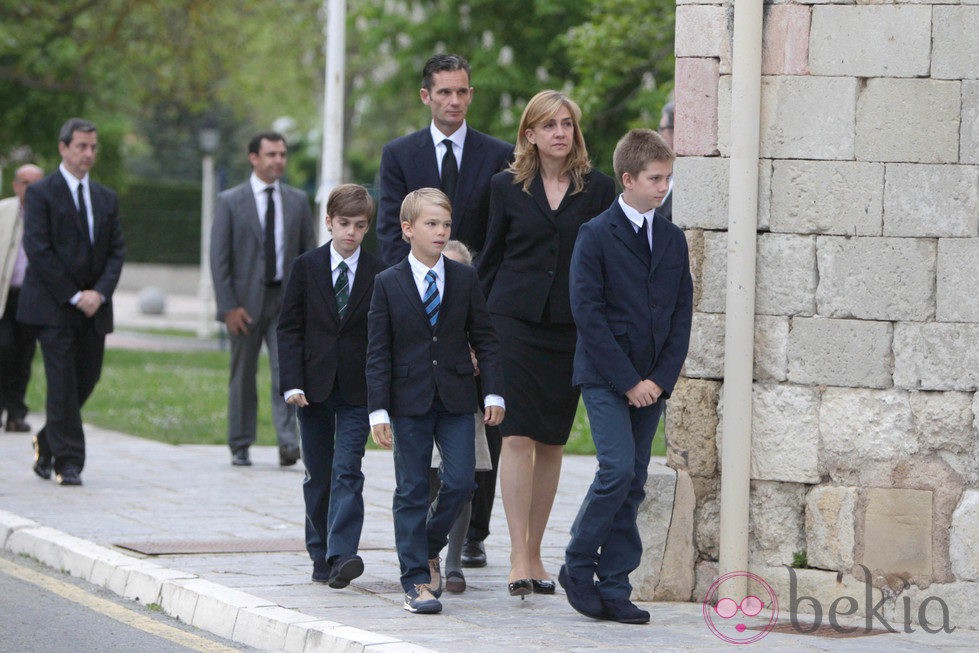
0, 509, 435, 652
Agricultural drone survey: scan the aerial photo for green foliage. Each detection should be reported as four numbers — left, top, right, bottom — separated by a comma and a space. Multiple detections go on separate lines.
118, 179, 202, 264
792, 550, 810, 569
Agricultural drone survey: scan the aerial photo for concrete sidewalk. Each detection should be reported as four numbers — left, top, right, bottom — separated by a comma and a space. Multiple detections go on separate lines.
2, 425, 979, 652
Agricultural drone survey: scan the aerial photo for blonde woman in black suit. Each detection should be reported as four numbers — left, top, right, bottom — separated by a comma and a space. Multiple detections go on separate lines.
477, 90, 615, 598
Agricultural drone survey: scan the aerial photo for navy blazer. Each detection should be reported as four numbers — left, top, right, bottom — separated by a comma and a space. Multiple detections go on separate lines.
376, 127, 513, 265
277, 243, 386, 406
18, 172, 125, 335
477, 169, 615, 324
569, 201, 693, 398
366, 256, 503, 417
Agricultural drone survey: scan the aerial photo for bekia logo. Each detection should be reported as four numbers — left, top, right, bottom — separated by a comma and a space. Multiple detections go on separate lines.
702, 571, 780, 644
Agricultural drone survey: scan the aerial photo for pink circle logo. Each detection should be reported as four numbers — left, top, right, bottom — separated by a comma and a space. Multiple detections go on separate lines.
702, 571, 779, 644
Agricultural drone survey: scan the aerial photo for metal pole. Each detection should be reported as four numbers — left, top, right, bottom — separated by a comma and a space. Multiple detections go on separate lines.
198, 153, 216, 338
317, 0, 347, 245
718, 0, 764, 602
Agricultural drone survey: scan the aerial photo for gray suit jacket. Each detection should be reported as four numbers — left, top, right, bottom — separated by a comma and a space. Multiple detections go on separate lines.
0, 196, 21, 313
210, 181, 315, 321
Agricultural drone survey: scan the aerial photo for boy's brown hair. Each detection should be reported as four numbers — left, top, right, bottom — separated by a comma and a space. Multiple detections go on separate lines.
327, 183, 375, 222
399, 188, 452, 242
612, 128, 676, 184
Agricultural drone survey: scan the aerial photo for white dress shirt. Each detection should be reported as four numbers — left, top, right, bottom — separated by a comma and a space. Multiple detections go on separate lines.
250, 173, 285, 281
618, 195, 654, 252
430, 121, 467, 176
59, 163, 95, 306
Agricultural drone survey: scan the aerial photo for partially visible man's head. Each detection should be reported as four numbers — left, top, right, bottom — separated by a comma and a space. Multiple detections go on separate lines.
12, 164, 43, 203
58, 118, 98, 179
658, 101, 675, 149
247, 131, 288, 184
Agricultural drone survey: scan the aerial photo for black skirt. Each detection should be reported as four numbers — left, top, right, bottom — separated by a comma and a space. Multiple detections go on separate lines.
492, 313, 579, 445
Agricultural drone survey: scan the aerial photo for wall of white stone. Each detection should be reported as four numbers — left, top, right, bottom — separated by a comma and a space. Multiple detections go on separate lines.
658, 0, 979, 627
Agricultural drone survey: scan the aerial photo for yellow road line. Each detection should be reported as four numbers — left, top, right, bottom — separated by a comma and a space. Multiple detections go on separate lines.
0, 557, 239, 652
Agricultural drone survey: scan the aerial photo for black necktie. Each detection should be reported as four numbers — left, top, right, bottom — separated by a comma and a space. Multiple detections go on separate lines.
440, 139, 458, 200
78, 183, 92, 244
264, 186, 276, 284
638, 217, 650, 251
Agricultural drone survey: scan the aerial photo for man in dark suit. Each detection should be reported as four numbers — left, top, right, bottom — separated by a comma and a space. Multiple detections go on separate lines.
210, 132, 316, 467
377, 53, 513, 567
656, 100, 674, 223
277, 184, 386, 587
561, 129, 692, 624
18, 118, 126, 486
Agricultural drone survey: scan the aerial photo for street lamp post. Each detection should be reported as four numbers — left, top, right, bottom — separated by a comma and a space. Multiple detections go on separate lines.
198, 123, 220, 338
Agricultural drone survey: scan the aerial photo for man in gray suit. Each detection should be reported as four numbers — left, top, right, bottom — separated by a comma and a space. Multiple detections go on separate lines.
210, 132, 316, 467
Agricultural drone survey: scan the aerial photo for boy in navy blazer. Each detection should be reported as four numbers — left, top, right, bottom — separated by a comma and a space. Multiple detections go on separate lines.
277, 184, 386, 589
561, 129, 693, 624
367, 188, 504, 614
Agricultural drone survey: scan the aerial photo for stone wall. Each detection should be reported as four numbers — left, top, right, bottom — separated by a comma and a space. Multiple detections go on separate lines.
649, 0, 979, 629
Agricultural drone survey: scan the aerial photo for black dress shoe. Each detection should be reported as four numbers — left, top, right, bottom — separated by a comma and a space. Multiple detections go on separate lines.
312, 559, 332, 583
558, 564, 603, 619
32, 436, 51, 480
328, 554, 364, 589
56, 465, 82, 486
279, 445, 300, 467
508, 578, 532, 600
461, 538, 487, 568
601, 598, 650, 624
6, 418, 31, 432
231, 448, 251, 466
532, 578, 556, 594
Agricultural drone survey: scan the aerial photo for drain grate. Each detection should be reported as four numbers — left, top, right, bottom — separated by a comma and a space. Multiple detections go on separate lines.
754, 623, 893, 638
115, 538, 306, 555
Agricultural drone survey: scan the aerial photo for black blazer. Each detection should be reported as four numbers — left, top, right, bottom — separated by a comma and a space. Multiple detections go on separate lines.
277, 243, 386, 406
376, 127, 513, 265
17, 171, 125, 335
366, 257, 503, 417
570, 201, 693, 398
477, 169, 615, 324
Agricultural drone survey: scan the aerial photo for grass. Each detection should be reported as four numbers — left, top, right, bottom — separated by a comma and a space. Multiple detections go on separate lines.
26, 348, 667, 456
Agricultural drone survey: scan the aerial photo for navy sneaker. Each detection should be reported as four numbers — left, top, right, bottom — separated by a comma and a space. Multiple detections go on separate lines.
403, 584, 442, 614
312, 559, 331, 583
328, 554, 364, 589
558, 564, 603, 619
601, 598, 650, 624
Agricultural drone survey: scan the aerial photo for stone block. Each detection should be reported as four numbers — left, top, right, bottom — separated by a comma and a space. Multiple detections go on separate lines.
693, 561, 719, 605
749, 566, 885, 622
770, 160, 883, 235
884, 581, 979, 632
893, 323, 979, 391
88, 548, 144, 590
809, 6, 931, 77
933, 7, 979, 80
186, 580, 274, 641
684, 312, 724, 379
938, 239, 979, 322
762, 5, 811, 75
232, 607, 320, 653
675, 6, 730, 60
685, 228, 705, 309
911, 392, 977, 455
820, 388, 917, 473
816, 236, 936, 321
950, 490, 979, 581
787, 318, 893, 388
748, 384, 821, 483
755, 315, 789, 382
692, 476, 721, 560
675, 58, 719, 157
673, 158, 771, 231
632, 464, 676, 600
963, 81, 979, 165
856, 79, 960, 164
884, 164, 979, 238
122, 564, 196, 605
657, 470, 697, 601
760, 76, 858, 160
749, 481, 807, 566
861, 488, 932, 576
665, 377, 720, 477
0, 510, 37, 549
805, 486, 857, 571
700, 232, 817, 316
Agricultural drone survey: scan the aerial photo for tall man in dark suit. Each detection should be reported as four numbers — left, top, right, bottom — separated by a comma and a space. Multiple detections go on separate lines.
376, 53, 513, 567
18, 118, 125, 486
210, 132, 316, 467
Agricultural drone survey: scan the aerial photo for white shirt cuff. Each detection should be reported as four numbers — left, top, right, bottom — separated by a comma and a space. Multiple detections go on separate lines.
369, 409, 390, 427
284, 389, 304, 401
69, 291, 82, 305
484, 395, 505, 410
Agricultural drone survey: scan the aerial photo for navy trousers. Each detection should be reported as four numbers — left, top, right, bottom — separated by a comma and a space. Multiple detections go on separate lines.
297, 390, 369, 564
392, 400, 475, 592
566, 384, 663, 600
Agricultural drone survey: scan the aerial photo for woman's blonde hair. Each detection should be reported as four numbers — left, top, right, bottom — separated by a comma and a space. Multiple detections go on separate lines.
509, 90, 591, 195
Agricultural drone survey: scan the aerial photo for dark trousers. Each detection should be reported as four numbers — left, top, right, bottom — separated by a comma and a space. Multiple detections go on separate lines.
34, 316, 105, 473
392, 401, 475, 592
565, 384, 663, 600
0, 288, 36, 421
466, 423, 500, 542
297, 390, 369, 564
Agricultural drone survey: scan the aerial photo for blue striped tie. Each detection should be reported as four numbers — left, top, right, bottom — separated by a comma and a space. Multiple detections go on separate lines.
423, 270, 440, 327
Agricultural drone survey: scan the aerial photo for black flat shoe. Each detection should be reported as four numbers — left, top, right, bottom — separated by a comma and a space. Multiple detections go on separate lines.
531, 579, 555, 594
508, 578, 532, 600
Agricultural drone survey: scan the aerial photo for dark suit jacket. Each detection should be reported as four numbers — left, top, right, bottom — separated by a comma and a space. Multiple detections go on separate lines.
277, 243, 386, 406
17, 172, 125, 335
569, 201, 693, 398
477, 169, 615, 324
366, 257, 503, 417
376, 127, 513, 265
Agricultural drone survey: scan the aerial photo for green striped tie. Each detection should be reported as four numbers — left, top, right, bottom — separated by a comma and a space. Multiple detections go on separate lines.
335, 260, 350, 318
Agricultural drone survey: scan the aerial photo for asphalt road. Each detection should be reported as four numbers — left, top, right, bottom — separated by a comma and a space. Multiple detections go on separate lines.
0, 551, 251, 653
